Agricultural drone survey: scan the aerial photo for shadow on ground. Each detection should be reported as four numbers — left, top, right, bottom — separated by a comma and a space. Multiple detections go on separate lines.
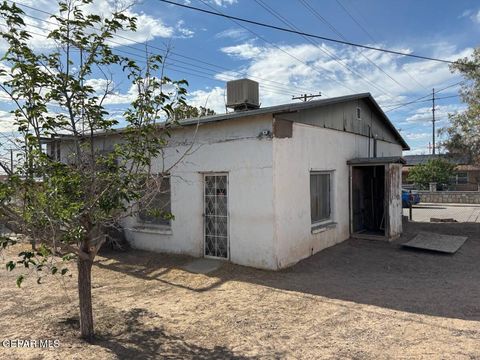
57, 307, 254, 360
96, 221, 480, 322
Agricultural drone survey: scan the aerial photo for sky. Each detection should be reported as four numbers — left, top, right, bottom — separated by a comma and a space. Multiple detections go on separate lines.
0, 0, 478, 158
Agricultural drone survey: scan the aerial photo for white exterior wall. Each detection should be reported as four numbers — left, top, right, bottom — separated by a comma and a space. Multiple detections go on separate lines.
272, 122, 403, 269
119, 115, 278, 270
52, 109, 405, 271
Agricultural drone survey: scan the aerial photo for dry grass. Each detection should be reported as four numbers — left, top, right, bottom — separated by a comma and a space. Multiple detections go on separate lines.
1, 221, 480, 359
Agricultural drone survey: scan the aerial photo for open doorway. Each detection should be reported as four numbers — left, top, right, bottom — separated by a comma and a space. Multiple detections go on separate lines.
351, 165, 386, 238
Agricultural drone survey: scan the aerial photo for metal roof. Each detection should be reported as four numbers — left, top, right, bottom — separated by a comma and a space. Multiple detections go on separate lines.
347, 156, 406, 165
51, 93, 409, 149
403, 154, 469, 166
179, 92, 409, 150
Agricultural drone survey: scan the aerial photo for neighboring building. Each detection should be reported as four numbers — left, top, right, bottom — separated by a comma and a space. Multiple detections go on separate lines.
402, 154, 480, 191
48, 80, 409, 270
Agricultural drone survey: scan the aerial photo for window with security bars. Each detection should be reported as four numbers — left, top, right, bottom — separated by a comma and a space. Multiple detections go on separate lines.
138, 177, 171, 226
310, 172, 332, 224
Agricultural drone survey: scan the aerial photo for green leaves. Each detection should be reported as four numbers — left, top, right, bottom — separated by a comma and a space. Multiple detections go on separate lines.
407, 158, 456, 190
0, 0, 189, 296
5, 260, 15, 271
16, 274, 24, 288
444, 48, 480, 163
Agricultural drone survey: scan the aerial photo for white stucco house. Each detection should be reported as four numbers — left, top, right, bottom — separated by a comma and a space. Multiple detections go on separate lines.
49, 80, 409, 270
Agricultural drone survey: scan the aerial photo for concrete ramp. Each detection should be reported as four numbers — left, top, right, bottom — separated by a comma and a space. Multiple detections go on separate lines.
183, 258, 223, 274
403, 231, 467, 254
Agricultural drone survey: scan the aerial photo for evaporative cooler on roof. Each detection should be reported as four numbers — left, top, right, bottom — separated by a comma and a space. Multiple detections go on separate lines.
226, 79, 260, 111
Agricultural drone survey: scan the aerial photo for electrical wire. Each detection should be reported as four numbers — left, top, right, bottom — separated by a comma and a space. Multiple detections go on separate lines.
384, 81, 463, 112
251, 0, 396, 99
159, 0, 465, 65
0, 18, 295, 98
195, 0, 360, 96
6, 0, 319, 96
334, 0, 428, 91
297, 0, 413, 93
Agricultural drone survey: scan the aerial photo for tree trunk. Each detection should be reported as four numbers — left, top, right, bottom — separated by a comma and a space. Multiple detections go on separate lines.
78, 256, 94, 342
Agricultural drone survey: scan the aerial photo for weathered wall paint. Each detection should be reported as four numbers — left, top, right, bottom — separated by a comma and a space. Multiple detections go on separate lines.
387, 163, 403, 239
272, 122, 402, 269
50, 103, 405, 270
56, 115, 278, 270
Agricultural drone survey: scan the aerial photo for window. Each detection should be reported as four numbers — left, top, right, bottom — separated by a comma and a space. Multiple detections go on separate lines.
138, 176, 171, 226
310, 172, 332, 224
356, 107, 361, 120
48, 141, 61, 161
457, 172, 468, 184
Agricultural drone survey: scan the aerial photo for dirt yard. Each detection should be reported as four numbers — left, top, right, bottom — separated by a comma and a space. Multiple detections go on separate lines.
1, 221, 480, 359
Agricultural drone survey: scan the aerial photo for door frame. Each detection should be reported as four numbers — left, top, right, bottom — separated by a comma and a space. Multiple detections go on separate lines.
349, 164, 388, 240
202, 172, 230, 260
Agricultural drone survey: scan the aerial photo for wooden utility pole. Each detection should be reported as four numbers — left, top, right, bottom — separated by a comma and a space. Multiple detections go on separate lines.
432, 88, 436, 155
292, 93, 322, 102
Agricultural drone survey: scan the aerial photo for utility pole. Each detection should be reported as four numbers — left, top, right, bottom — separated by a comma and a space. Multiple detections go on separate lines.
292, 93, 322, 102
432, 88, 436, 155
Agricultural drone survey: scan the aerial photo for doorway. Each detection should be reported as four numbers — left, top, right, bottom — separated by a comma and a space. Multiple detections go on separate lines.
351, 165, 386, 238
204, 174, 229, 259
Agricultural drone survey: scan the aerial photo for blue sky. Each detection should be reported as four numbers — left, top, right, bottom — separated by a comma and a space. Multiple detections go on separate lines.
0, 0, 479, 156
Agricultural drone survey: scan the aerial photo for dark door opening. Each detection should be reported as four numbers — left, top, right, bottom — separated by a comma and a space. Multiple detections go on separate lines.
351, 165, 386, 237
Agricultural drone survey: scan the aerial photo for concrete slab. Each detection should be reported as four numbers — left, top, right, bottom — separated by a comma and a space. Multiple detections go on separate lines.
403, 231, 468, 253
183, 258, 223, 274
403, 204, 480, 223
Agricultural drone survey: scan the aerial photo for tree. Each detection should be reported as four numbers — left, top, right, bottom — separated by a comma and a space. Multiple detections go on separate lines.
407, 158, 456, 190
0, 1, 188, 341
173, 104, 215, 120
442, 48, 480, 164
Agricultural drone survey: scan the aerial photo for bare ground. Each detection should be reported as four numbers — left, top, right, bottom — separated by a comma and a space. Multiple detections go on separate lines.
1, 221, 480, 359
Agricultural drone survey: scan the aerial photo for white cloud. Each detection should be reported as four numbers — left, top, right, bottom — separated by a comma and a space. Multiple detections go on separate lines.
458, 8, 480, 24
187, 87, 226, 114
221, 43, 263, 60
103, 83, 138, 105
402, 131, 430, 141
181, 0, 236, 6
188, 39, 472, 157
2, 0, 182, 50
214, 41, 472, 110
216, 28, 250, 41
476, 10, 480, 24
459, 9, 473, 19
210, 0, 237, 6
0, 110, 17, 133
405, 104, 466, 124
175, 20, 195, 38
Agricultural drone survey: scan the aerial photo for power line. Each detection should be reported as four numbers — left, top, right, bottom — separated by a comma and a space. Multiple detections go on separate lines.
297, 0, 413, 93
159, 0, 463, 65
5, 0, 318, 97
195, 0, 350, 97
382, 94, 459, 108
252, 0, 396, 97
0, 15, 298, 98
384, 81, 463, 112
4, 0, 467, 117
334, 0, 428, 91
0, 19, 293, 98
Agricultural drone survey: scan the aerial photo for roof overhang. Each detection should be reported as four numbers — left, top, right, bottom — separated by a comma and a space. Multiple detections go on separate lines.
347, 156, 406, 165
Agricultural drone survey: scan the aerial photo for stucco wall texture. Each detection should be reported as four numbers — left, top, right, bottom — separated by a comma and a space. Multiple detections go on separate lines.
54, 104, 404, 270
